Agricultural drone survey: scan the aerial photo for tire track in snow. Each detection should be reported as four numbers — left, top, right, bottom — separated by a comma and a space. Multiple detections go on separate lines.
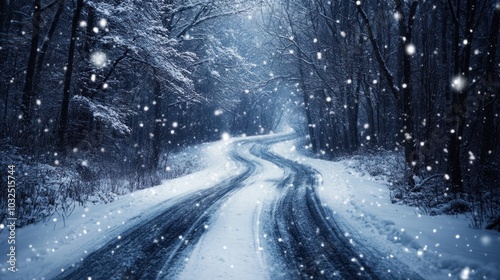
252, 137, 423, 280
52, 134, 423, 279
53, 140, 258, 280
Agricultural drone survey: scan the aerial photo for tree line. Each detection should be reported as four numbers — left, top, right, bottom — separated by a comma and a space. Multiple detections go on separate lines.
0, 0, 279, 226
261, 0, 499, 226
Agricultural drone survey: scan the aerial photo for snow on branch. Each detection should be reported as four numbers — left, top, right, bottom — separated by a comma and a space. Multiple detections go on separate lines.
71, 96, 131, 135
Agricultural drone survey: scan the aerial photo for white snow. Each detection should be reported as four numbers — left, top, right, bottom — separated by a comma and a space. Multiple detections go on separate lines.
1, 133, 499, 279
272, 139, 500, 279
0, 139, 242, 279
90, 51, 107, 68
178, 140, 282, 280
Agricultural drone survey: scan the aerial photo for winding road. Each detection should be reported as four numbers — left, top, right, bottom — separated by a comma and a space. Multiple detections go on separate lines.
54, 134, 422, 280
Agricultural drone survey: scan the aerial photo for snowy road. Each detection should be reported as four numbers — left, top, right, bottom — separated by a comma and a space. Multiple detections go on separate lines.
254, 137, 421, 279
53, 140, 259, 279
51, 134, 423, 279
3, 133, 499, 279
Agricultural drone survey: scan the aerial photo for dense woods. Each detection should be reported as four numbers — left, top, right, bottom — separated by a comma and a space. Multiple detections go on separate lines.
1, 0, 499, 228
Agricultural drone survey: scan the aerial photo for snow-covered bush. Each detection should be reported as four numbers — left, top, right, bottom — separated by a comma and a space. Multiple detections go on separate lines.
159, 145, 205, 180
339, 148, 500, 230
0, 141, 204, 229
342, 149, 407, 193
0, 150, 80, 228
342, 150, 453, 214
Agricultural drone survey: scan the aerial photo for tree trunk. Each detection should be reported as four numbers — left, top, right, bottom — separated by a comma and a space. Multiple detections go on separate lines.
0, 0, 12, 46
357, 1, 419, 182
296, 44, 316, 150
58, 0, 84, 150
441, 2, 450, 101
151, 71, 163, 170
0, 0, 6, 34
80, 4, 95, 98
70, 4, 97, 148
364, 85, 376, 146
0, 0, 13, 124
448, 0, 477, 193
347, 79, 359, 152
33, 0, 65, 98
283, 3, 317, 151
20, 0, 42, 127
395, 0, 419, 179
481, 3, 500, 162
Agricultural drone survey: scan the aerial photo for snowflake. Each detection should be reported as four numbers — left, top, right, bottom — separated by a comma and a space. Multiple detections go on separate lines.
90, 51, 107, 69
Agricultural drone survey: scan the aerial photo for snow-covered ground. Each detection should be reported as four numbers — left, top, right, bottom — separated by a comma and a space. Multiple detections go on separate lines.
0, 138, 241, 279
272, 139, 500, 280
1, 133, 499, 279
177, 140, 282, 280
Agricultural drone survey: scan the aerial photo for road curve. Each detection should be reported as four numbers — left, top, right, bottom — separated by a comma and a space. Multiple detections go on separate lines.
53, 140, 258, 280
250, 136, 423, 280
52, 134, 422, 280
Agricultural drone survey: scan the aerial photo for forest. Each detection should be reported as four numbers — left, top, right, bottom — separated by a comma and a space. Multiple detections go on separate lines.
0, 0, 499, 230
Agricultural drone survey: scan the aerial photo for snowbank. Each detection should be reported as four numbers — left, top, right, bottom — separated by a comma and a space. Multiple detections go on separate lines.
272, 139, 500, 279
0, 137, 240, 279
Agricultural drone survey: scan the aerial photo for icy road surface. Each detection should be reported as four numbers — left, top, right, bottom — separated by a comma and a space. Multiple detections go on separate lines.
1, 133, 499, 279
53, 134, 419, 279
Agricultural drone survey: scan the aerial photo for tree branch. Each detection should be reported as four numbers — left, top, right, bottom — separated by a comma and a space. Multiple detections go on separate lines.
91, 49, 130, 98
356, 3, 400, 102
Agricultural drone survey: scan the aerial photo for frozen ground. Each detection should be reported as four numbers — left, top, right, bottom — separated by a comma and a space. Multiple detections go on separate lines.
0, 138, 241, 279
272, 140, 500, 279
0, 132, 498, 279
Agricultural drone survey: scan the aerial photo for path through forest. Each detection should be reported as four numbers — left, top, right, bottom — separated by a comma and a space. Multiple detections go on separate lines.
53, 134, 421, 279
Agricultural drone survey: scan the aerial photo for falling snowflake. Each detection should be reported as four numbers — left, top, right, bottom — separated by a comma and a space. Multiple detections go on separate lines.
460, 267, 470, 280
394, 12, 402, 21
452, 76, 467, 91
99, 18, 108, 28
90, 51, 107, 69
406, 43, 416, 55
